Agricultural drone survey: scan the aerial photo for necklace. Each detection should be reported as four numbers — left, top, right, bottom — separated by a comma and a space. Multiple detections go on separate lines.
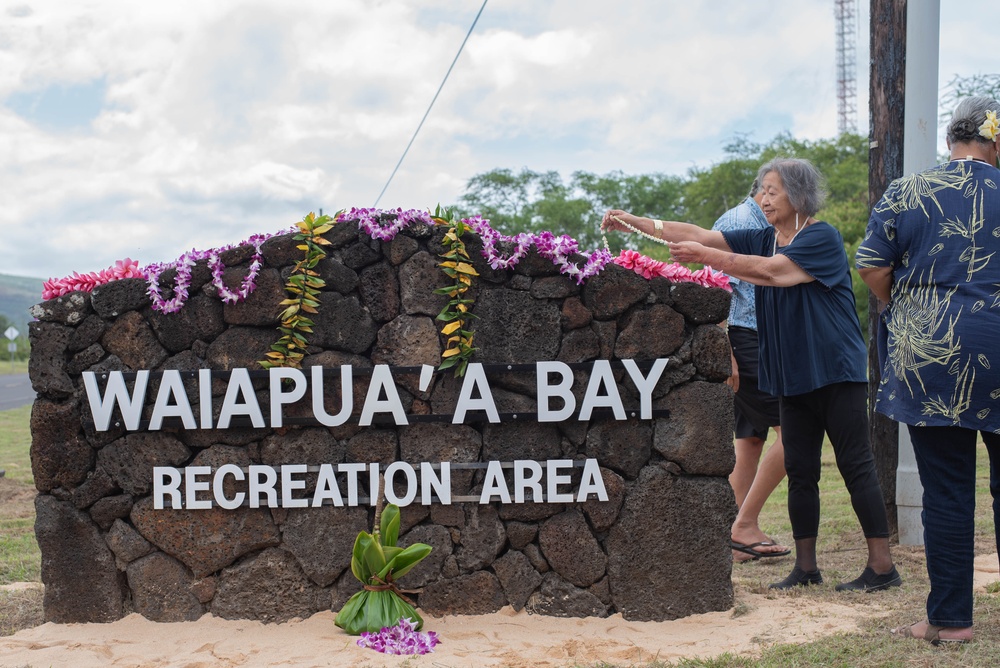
772, 222, 808, 255
607, 214, 670, 247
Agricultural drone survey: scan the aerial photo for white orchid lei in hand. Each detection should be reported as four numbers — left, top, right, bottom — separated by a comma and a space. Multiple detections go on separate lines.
980, 110, 999, 142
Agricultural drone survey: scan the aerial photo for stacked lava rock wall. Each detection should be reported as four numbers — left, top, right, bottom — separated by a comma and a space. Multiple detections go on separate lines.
28, 218, 736, 624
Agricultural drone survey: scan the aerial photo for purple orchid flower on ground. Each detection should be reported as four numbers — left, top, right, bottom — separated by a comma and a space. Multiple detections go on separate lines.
356, 618, 440, 655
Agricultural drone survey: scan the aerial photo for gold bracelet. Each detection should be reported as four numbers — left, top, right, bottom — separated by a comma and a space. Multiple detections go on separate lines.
653, 220, 664, 238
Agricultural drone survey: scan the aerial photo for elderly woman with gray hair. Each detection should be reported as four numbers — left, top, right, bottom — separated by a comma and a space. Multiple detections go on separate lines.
602, 157, 900, 592
858, 96, 1000, 645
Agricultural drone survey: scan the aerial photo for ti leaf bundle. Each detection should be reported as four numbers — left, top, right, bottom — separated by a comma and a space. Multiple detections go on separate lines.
335, 504, 433, 635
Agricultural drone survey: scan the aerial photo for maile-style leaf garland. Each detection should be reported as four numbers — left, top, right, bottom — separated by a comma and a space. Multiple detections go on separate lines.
431, 205, 479, 377
260, 211, 332, 369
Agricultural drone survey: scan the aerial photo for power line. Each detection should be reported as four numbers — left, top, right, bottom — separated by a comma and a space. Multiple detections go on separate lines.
373, 0, 488, 207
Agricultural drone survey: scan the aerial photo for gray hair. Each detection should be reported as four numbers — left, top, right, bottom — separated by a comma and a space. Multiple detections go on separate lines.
748, 177, 761, 198
755, 158, 827, 217
947, 95, 1000, 145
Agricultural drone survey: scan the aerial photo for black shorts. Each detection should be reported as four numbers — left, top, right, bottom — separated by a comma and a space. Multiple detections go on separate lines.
728, 326, 781, 440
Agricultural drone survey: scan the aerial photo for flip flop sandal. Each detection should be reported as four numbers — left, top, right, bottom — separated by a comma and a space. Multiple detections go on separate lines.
731, 540, 792, 559
892, 622, 970, 645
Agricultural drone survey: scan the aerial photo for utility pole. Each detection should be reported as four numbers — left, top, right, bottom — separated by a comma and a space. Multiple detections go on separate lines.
867, 0, 907, 537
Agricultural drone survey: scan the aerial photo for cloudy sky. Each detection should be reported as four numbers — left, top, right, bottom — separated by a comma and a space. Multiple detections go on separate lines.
0, 0, 992, 280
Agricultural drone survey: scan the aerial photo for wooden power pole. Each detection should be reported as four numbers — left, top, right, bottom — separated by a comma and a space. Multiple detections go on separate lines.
867, 0, 907, 536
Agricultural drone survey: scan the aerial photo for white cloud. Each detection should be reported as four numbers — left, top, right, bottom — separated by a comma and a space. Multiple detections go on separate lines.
0, 0, 993, 281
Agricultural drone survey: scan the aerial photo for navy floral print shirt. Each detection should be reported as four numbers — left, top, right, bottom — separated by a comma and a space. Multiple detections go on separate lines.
857, 159, 1000, 431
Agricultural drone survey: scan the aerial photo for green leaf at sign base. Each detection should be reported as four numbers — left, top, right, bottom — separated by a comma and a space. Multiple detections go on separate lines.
337, 503, 433, 635
363, 535, 387, 577
381, 543, 432, 580
380, 505, 400, 547
352, 532, 373, 582
334, 589, 425, 635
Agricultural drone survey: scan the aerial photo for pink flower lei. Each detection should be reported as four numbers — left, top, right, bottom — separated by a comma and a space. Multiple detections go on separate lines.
614, 249, 731, 290
42, 258, 146, 301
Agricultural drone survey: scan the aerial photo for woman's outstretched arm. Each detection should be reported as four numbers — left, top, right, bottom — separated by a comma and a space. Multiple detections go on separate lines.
668, 241, 813, 288
601, 210, 730, 250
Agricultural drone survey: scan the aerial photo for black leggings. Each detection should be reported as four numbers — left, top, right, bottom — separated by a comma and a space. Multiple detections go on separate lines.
780, 382, 890, 540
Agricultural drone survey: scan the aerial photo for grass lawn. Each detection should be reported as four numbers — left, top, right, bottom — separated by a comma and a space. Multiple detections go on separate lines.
0, 404, 38, 586
686, 434, 1000, 668
0, 359, 28, 376
1, 404, 999, 666
0, 403, 43, 635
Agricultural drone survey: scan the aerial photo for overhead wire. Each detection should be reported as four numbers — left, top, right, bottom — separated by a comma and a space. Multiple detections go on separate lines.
372, 0, 488, 207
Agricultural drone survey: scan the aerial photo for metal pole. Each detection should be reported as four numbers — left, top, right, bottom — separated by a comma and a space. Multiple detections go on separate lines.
895, 0, 940, 547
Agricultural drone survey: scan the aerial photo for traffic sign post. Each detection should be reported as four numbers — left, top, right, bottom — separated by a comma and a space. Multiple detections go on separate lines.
4, 326, 18, 371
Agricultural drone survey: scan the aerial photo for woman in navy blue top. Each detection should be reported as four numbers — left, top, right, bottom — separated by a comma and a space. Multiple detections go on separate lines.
602, 158, 899, 593
857, 96, 1000, 645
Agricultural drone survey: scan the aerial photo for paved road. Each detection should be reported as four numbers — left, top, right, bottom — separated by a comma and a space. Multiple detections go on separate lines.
0, 374, 35, 412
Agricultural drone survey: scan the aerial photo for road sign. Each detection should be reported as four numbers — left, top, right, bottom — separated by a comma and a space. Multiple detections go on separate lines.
7, 343, 15, 353
3, 326, 17, 341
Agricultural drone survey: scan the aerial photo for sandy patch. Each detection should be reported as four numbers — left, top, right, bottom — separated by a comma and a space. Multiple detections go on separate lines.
1, 553, 996, 668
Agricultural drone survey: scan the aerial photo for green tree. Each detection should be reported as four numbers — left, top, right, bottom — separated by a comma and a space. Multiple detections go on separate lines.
940, 73, 1000, 121
455, 167, 537, 233
455, 168, 686, 252
455, 167, 595, 244
682, 134, 762, 230
571, 170, 686, 257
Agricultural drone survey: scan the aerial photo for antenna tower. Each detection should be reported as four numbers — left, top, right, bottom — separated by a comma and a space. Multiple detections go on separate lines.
834, 0, 858, 134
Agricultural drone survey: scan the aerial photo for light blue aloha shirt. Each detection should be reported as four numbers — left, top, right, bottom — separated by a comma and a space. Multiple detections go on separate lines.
857, 160, 1000, 432
712, 197, 770, 330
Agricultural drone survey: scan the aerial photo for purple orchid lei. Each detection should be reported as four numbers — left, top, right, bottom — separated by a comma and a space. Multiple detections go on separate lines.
463, 215, 613, 283
340, 206, 434, 241
356, 618, 440, 655
145, 251, 197, 314
145, 230, 288, 313
532, 229, 614, 284
45, 206, 719, 309
340, 208, 614, 285
207, 233, 267, 305
463, 215, 535, 270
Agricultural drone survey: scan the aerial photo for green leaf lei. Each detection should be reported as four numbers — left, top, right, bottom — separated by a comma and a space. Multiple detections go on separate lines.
259, 211, 332, 370
430, 205, 479, 377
